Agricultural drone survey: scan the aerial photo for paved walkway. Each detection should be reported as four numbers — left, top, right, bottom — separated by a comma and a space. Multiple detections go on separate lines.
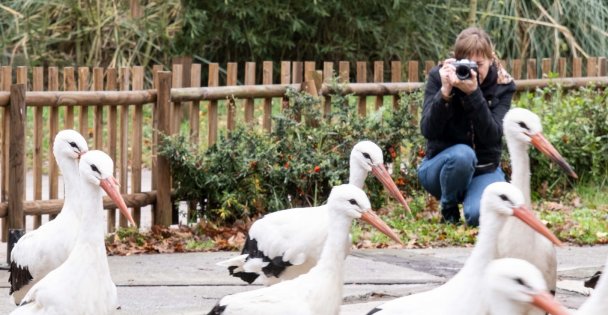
0, 244, 606, 314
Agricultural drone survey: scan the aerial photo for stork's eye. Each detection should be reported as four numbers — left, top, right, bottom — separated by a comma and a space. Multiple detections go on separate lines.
499, 194, 509, 202
514, 277, 532, 289
348, 199, 358, 206
518, 122, 530, 130
69, 141, 79, 149
90, 164, 101, 175
362, 153, 372, 161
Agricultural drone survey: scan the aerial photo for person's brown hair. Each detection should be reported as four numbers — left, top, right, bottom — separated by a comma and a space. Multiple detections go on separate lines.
453, 27, 493, 60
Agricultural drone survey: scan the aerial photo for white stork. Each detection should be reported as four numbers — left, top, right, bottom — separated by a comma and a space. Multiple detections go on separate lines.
482, 258, 569, 315
10, 150, 131, 315
576, 256, 608, 315
9, 130, 89, 304
218, 140, 409, 285
498, 107, 577, 314
207, 184, 403, 315
367, 182, 562, 315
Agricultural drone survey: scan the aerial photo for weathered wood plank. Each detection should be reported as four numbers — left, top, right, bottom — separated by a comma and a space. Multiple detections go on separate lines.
131, 66, 145, 227
207, 63, 219, 146
32, 67, 44, 228
262, 61, 273, 131
8, 84, 26, 232
155, 71, 173, 226
78, 67, 90, 139
118, 68, 130, 228
106, 68, 118, 232
48, 67, 59, 221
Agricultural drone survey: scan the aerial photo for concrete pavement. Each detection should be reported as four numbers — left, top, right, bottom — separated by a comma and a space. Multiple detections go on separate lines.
0, 244, 606, 314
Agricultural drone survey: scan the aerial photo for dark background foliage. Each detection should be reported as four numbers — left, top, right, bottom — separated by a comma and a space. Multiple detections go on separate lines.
2, 1, 606, 68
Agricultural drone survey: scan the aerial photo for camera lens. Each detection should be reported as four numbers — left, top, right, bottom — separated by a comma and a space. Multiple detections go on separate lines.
455, 65, 471, 80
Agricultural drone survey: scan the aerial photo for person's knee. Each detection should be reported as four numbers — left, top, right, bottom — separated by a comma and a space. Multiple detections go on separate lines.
448, 145, 476, 169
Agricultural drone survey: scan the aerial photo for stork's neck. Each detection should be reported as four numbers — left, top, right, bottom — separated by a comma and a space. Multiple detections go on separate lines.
315, 210, 351, 272
348, 159, 368, 189
56, 154, 82, 217
507, 138, 532, 207
578, 261, 608, 314
76, 182, 106, 247
461, 212, 504, 276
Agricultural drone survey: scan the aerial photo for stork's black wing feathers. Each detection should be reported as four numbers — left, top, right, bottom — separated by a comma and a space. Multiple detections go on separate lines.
230, 235, 292, 283
8, 261, 33, 296
207, 303, 226, 315
584, 271, 602, 289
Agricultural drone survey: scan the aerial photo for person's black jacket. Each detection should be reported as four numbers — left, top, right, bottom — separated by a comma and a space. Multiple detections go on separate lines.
420, 63, 516, 175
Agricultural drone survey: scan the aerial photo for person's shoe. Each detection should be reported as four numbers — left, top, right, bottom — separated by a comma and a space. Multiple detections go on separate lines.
441, 205, 461, 225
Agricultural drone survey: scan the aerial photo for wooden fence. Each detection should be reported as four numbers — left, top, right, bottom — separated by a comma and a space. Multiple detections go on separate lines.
0, 57, 607, 245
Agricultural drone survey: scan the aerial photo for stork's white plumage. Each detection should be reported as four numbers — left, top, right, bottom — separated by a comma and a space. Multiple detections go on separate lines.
218, 141, 409, 285
367, 182, 562, 315
10, 150, 132, 315
576, 256, 608, 315
9, 130, 89, 304
482, 258, 569, 315
498, 107, 577, 314
207, 184, 402, 315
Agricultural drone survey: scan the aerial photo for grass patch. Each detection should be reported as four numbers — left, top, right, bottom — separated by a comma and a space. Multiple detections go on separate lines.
353, 181, 608, 248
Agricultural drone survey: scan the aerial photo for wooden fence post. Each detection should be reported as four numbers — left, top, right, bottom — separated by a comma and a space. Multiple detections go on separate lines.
7, 83, 26, 264
155, 71, 173, 226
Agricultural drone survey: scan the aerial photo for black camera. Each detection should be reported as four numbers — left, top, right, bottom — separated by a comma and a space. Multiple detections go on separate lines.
453, 59, 478, 80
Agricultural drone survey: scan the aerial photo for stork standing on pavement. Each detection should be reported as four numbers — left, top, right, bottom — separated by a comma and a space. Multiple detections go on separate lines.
498, 107, 577, 315
10, 150, 132, 315
218, 140, 409, 285
482, 258, 569, 315
367, 182, 562, 315
9, 130, 89, 304
208, 184, 403, 315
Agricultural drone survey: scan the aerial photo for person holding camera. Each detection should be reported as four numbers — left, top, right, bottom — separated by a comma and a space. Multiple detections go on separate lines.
417, 27, 516, 226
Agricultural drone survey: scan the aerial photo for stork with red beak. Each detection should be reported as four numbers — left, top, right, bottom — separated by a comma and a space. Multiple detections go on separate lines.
208, 184, 403, 315
218, 140, 409, 285
367, 182, 563, 315
498, 107, 577, 315
10, 150, 133, 315
482, 258, 570, 315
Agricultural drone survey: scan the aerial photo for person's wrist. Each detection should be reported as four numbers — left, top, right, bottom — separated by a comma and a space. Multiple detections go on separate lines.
441, 87, 452, 100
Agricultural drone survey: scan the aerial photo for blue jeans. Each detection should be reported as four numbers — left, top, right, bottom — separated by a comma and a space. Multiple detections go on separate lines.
417, 144, 506, 226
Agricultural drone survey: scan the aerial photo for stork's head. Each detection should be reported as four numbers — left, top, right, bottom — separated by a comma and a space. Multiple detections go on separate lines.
503, 108, 577, 178
484, 258, 569, 315
327, 184, 402, 245
351, 141, 384, 173
350, 141, 411, 213
79, 150, 137, 227
480, 182, 561, 246
53, 129, 88, 160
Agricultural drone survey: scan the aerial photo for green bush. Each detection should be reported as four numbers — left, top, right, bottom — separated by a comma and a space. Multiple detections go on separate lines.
514, 84, 608, 194
161, 82, 608, 223
160, 85, 424, 223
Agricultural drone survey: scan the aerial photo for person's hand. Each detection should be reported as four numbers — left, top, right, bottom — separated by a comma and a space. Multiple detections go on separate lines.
451, 68, 478, 95
439, 58, 456, 100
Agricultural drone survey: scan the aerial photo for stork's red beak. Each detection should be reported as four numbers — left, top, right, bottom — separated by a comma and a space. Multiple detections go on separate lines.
529, 133, 577, 179
360, 210, 403, 246
77, 151, 87, 160
371, 164, 411, 214
531, 291, 569, 315
99, 176, 137, 227
512, 206, 561, 246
